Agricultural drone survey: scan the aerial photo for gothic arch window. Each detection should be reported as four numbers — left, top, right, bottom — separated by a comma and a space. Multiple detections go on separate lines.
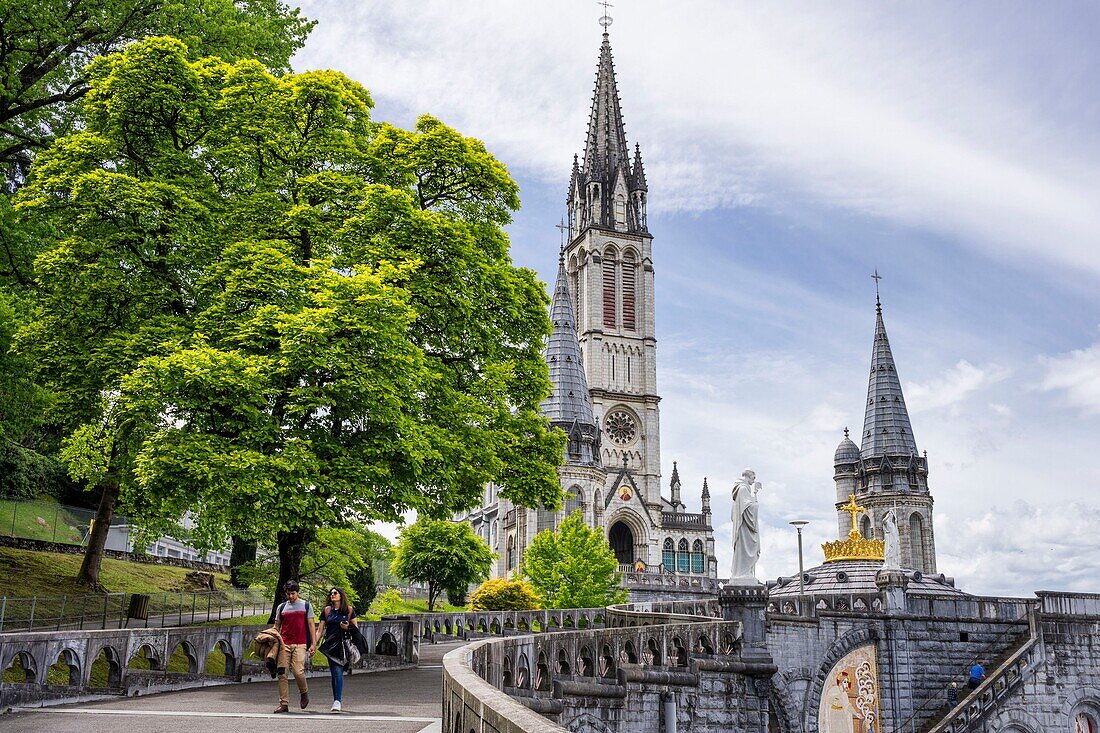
564, 487, 584, 518
507, 535, 516, 571
537, 507, 557, 534
491, 520, 498, 548
909, 513, 924, 570
861, 515, 872, 539
691, 539, 704, 574
614, 193, 626, 230
663, 538, 675, 572
602, 246, 617, 328
1075, 712, 1097, 733
621, 250, 637, 331
677, 538, 690, 573
568, 254, 580, 319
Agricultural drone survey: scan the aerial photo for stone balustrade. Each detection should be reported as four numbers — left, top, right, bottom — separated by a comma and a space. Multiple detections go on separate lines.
0, 618, 418, 709
387, 608, 607, 643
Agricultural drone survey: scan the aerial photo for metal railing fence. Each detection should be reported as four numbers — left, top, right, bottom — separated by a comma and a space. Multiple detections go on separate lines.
0, 588, 272, 633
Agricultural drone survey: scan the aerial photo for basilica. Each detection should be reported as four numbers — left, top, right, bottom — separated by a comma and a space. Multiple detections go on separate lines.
463, 30, 717, 584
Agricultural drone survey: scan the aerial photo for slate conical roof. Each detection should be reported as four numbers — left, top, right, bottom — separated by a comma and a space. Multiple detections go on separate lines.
582, 32, 631, 179
541, 251, 595, 425
860, 298, 918, 459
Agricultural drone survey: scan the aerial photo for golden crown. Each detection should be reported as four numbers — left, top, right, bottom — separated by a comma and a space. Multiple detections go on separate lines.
822, 494, 884, 563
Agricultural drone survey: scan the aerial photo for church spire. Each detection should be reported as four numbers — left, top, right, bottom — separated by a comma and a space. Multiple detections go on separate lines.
860, 294, 918, 459
542, 249, 595, 425
568, 27, 646, 236
582, 31, 630, 180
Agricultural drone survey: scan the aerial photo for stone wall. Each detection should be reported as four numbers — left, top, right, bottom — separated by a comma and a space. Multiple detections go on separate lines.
0, 619, 418, 710
932, 591, 1100, 733
766, 595, 1032, 733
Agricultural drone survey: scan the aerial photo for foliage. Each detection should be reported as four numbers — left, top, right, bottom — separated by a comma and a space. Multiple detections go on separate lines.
0, 0, 313, 193
368, 588, 405, 617
13, 37, 564, 588
468, 577, 542, 611
390, 519, 493, 611
521, 511, 627, 609
349, 559, 377, 609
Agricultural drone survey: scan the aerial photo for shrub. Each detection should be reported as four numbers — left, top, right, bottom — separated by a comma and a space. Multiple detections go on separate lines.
468, 578, 542, 611
369, 588, 404, 616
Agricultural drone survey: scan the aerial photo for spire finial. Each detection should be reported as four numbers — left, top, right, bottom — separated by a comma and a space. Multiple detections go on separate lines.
844, 426, 850, 439
598, 0, 613, 33
872, 269, 882, 311
556, 217, 568, 250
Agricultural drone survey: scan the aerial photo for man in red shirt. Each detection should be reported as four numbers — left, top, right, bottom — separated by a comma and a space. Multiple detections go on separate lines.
274, 580, 316, 713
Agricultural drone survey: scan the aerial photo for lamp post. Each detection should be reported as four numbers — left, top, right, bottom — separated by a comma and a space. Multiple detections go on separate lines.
789, 520, 809, 611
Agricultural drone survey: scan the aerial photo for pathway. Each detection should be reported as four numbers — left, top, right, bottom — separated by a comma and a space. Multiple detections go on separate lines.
4, 639, 467, 733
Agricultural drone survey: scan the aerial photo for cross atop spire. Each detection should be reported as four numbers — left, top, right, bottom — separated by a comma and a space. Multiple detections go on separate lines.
872, 269, 882, 311
598, 0, 613, 33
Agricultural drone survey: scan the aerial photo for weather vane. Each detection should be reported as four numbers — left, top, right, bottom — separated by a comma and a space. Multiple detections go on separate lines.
598, 0, 613, 31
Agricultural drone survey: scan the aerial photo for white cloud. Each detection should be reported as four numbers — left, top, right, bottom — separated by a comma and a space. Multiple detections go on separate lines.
295, 0, 1100, 279
1041, 342, 1100, 415
905, 360, 1010, 414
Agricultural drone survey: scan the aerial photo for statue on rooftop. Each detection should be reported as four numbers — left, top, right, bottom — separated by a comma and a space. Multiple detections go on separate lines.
882, 509, 901, 570
730, 469, 763, 583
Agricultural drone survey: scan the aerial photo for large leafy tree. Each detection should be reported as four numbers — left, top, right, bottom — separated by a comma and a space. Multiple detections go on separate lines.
521, 511, 627, 609
15, 38, 564, 592
0, 0, 313, 520
390, 518, 494, 612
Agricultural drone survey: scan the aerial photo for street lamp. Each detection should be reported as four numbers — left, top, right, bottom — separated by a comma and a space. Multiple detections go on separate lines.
789, 520, 809, 610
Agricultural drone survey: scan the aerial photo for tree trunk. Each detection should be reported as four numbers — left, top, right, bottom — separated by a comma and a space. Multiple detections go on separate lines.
269, 527, 310, 622
229, 535, 257, 588
77, 479, 119, 589
427, 580, 437, 612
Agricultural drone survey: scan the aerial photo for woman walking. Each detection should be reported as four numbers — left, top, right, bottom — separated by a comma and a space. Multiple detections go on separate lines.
316, 587, 358, 713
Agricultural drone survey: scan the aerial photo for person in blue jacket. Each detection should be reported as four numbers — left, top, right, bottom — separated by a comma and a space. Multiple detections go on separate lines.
316, 587, 358, 713
968, 660, 986, 690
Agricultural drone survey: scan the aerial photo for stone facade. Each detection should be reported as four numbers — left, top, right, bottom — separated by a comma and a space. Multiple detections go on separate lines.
462, 27, 716, 590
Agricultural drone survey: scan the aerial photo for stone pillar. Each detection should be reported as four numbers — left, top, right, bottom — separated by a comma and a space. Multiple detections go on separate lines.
719, 585, 771, 661
875, 569, 909, 614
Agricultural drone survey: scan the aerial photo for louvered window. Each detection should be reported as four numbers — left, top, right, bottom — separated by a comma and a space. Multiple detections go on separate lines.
602, 250, 617, 327
622, 251, 636, 330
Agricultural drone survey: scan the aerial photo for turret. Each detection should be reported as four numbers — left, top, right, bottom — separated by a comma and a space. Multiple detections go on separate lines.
701, 477, 711, 516
669, 461, 683, 511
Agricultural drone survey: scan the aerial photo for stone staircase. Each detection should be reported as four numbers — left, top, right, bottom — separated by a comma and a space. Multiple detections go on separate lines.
916, 608, 1042, 733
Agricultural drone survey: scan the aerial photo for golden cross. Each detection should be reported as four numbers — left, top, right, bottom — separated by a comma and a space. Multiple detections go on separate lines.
841, 494, 866, 539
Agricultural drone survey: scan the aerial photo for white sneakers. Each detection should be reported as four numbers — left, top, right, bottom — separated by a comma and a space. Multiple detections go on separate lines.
330, 700, 342, 713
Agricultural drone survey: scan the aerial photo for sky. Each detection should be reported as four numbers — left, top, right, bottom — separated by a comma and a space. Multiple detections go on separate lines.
291, 1, 1100, 598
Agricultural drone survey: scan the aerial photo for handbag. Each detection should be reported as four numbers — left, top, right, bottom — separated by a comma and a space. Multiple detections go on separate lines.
342, 632, 361, 668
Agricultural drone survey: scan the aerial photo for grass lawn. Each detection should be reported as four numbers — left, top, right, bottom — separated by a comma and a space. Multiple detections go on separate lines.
0, 497, 88, 544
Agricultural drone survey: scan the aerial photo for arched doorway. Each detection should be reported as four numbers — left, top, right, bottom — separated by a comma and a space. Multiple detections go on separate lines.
609, 522, 633, 565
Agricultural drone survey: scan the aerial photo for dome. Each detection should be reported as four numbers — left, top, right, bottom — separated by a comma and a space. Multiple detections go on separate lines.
767, 560, 967, 600
834, 433, 860, 464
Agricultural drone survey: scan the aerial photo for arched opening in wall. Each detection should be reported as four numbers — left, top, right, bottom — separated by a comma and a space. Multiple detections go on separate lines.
564, 487, 583, 519
677, 538, 690, 573
507, 535, 516, 571
46, 648, 81, 685
167, 641, 198, 673
1075, 712, 1098, 733
376, 632, 399, 656
691, 539, 704, 573
663, 538, 675, 572
861, 514, 872, 539
621, 250, 636, 331
2, 651, 36, 683
89, 646, 122, 687
908, 513, 924, 570
609, 521, 634, 565
127, 644, 160, 671
602, 247, 617, 328
568, 254, 580, 318
206, 639, 235, 676
614, 194, 626, 230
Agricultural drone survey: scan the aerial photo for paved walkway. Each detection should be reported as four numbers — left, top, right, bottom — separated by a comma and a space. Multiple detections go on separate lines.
4, 640, 467, 733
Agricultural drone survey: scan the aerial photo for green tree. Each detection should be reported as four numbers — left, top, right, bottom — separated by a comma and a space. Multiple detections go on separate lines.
15, 38, 564, 592
468, 577, 542, 611
521, 511, 627, 609
390, 519, 493, 611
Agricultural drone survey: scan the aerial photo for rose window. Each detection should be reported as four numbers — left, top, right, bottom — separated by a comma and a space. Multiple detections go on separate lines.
605, 410, 637, 446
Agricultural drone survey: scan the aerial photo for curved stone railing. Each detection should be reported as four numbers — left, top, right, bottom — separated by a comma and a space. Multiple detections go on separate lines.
0, 618, 418, 709
386, 608, 608, 643
443, 618, 750, 732
440, 599, 767, 733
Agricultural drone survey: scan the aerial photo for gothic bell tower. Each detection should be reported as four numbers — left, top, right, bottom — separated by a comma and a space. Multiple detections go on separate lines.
564, 28, 662, 505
